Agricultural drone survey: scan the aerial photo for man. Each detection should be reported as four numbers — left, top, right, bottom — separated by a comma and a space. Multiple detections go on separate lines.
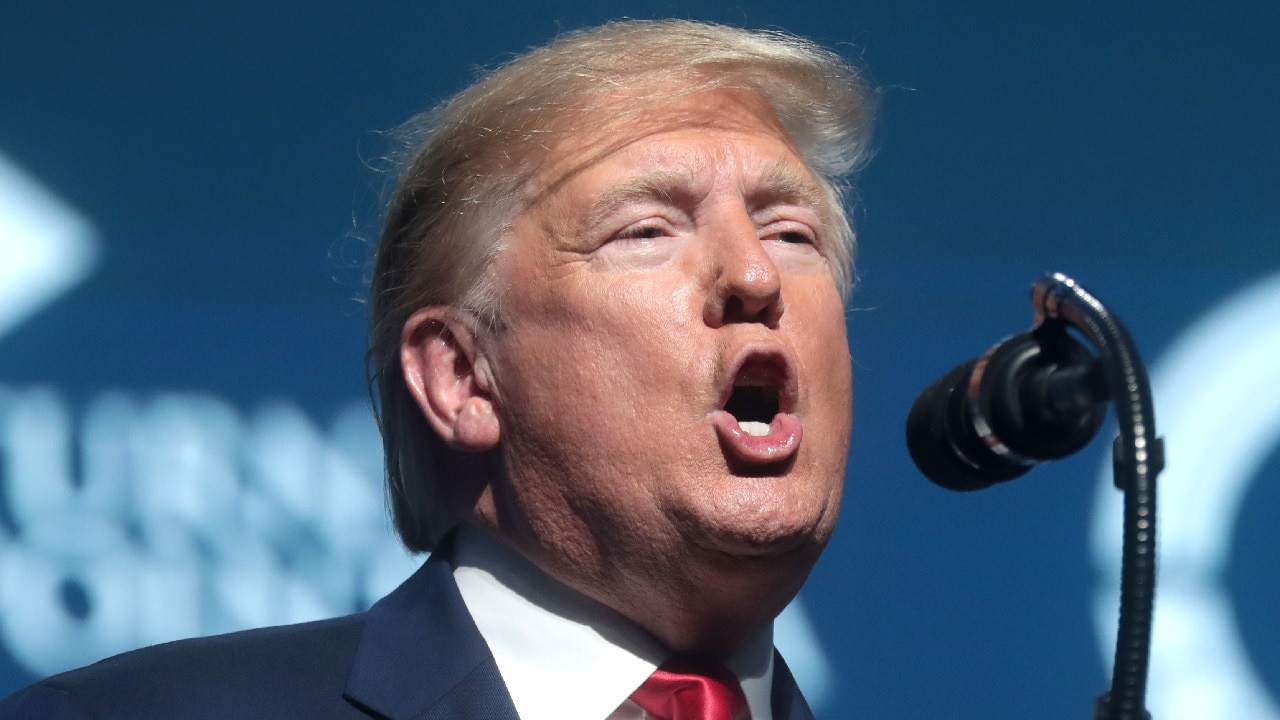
0, 19, 871, 720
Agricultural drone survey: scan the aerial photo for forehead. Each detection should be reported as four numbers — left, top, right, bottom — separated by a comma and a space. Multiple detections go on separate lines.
525, 87, 816, 205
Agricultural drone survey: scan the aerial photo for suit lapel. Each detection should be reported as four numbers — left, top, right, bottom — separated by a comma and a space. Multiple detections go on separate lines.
770, 651, 816, 720
343, 545, 520, 720
343, 540, 814, 720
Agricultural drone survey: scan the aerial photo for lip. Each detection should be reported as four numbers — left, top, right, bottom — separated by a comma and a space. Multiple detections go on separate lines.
711, 346, 802, 464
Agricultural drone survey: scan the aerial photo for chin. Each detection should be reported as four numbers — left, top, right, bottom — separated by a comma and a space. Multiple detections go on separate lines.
689, 506, 834, 565
695, 474, 840, 555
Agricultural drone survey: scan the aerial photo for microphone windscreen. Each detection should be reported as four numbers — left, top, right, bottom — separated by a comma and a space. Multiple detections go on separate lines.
906, 359, 1031, 491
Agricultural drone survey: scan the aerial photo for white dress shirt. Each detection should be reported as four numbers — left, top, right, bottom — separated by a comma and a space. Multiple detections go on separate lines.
452, 525, 775, 720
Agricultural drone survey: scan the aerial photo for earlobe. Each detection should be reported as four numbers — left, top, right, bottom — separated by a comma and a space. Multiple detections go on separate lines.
400, 307, 501, 451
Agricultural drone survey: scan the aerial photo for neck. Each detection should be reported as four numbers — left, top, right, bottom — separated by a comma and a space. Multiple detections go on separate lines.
605, 551, 806, 657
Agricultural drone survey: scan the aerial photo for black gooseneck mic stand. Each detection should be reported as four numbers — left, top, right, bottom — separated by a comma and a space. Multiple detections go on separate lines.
1032, 273, 1162, 720
906, 273, 1162, 720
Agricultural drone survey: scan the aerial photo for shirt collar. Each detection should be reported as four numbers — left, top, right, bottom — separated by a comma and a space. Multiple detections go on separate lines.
451, 525, 775, 720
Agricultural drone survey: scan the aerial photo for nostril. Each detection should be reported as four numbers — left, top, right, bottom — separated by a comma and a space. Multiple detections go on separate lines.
722, 295, 745, 322
719, 290, 782, 326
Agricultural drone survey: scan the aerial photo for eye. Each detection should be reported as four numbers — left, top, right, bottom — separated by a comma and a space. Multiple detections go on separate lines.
612, 220, 677, 243
617, 225, 666, 240
762, 221, 819, 249
777, 230, 814, 245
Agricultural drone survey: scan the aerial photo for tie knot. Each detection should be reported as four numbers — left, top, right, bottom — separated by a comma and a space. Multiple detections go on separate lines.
630, 660, 748, 720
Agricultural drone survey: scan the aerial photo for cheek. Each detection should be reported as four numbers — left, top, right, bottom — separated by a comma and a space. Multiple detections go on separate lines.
493, 279, 707, 435
795, 290, 854, 435
568, 276, 708, 379
792, 279, 849, 354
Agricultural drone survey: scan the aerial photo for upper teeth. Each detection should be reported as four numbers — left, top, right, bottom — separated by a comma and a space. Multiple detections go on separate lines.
738, 420, 770, 437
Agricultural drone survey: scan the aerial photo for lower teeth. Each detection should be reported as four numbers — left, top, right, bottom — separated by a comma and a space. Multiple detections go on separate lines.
738, 420, 770, 437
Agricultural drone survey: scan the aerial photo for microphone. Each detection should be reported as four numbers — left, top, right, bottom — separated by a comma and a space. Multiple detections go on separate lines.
905, 273, 1161, 719
906, 321, 1110, 491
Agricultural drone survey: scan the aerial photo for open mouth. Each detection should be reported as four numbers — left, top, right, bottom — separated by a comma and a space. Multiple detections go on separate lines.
724, 381, 781, 436
720, 352, 795, 436
711, 349, 802, 465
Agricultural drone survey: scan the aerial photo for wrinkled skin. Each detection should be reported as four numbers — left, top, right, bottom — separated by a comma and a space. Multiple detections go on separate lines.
403, 88, 853, 655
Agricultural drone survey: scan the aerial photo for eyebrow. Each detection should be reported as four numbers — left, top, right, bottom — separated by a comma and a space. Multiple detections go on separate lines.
748, 161, 827, 214
579, 168, 699, 235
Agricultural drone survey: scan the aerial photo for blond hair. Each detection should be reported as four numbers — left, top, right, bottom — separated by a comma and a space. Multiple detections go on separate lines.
367, 19, 874, 551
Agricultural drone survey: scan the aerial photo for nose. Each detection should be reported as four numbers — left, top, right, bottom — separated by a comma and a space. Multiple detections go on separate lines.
702, 215, 784, 328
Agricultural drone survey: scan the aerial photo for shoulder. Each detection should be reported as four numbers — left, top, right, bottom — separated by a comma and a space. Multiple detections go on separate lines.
0, 613, 368, 720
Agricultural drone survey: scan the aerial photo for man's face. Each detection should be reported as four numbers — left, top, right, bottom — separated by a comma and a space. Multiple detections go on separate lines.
474, 88, 852, 638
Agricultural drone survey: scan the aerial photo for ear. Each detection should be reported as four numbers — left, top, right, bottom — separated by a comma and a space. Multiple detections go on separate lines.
400, 307, 501, 452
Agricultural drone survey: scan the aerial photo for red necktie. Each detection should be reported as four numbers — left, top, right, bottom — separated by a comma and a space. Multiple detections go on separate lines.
629, 660, 748, 720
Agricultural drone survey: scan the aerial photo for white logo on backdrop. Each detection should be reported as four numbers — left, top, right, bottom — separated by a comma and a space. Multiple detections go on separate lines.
0, 152, 422, 676
0, 154, 97, 339
0, 153, 831, 706
1092, 270, 1280, 719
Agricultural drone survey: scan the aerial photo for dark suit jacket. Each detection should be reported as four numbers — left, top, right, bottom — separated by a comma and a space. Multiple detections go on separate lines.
0, 550, 816, 720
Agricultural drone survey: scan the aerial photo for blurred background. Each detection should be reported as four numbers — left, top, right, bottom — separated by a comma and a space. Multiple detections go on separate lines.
1, 2, 1277, 718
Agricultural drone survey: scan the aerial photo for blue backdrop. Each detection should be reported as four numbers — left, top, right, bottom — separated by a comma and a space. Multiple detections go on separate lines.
1, 2, 1278, 719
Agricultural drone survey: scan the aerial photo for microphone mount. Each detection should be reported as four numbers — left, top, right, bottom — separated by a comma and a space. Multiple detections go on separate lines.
911, 272, 1163, 720
1032, 273, 1162, 720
